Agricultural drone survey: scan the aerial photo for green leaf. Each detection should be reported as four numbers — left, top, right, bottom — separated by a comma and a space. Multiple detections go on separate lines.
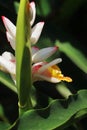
56, 41, 87, 73
0, 71, 17, 93
0, 105, 4, 116
13, 90, 87, 130
37, 0, 51, 17
14, 1, 19, 14
0, 122, 10, 130
0, 105, 10, 129
16, 0, 32, 113
74, 108, 87, 120
0, 104, 9, 123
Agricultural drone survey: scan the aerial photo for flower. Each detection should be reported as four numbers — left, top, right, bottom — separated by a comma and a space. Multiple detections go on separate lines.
32, 59, 72, 83
1, 1, 72, 84
2, 2, 44, 49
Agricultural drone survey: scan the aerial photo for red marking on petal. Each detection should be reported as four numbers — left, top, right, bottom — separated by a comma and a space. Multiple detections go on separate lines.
1, 16, 6, 25
1, 16, 5, 21
54, 46, 58, 50
10, 59, 16, 63
30, 1, 35, 6
39, 21, 45, 25
32, 46, 39, 50
32, 64, 42, 73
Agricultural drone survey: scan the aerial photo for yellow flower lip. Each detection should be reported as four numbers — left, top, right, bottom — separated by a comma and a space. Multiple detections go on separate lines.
47, 65, 72, 82
57, 74, 72, 82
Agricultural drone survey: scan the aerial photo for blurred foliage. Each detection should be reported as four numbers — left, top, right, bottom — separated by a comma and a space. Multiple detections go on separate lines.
0, 0, 87, 129
11, 90, 87, 130
56, 41, 87, 73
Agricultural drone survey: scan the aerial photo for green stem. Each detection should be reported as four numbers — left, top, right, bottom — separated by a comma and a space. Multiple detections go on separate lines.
16, 0, 32, 115
18, 95, 32, 115
56, 83, 72, 99
18, 45, 32, 115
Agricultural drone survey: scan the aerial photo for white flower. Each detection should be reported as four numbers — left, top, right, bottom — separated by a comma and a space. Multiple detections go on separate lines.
1, 2, 44, 49
0, 46, 59, 81
1, 1, 72, 84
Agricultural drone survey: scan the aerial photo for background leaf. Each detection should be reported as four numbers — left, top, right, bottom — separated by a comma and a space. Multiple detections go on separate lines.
56, 41, 87, 73
0, 71, 17, 93
36, 0, 51, 17
13, 90, 87, 130
14, 1, 19, 14
0, 122, 10, 130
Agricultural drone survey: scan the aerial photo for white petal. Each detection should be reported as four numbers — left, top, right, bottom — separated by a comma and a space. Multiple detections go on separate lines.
0, 56, 16, 74
38, 58, 62, 73
33, 74, 61, 83
2, 51, 15, 61
31, 46, 39, 55
30, 2, 36, 26
30, 22, 44, 44
2, 16, 16, 38
6, 32, 15, 50
32, 46, 58, 63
